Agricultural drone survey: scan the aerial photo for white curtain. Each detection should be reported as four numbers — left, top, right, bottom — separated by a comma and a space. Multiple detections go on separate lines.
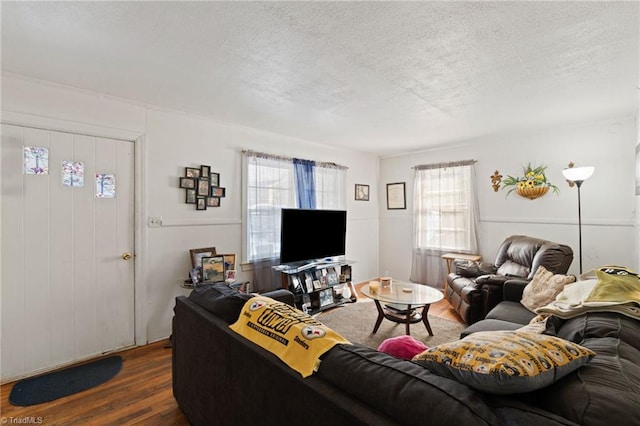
243, 152, 296, 291
314, 162, 347, 210
410, 160, 480, 289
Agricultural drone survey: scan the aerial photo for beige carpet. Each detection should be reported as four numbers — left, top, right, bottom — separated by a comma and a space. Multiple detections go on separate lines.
316, 300, 465, 350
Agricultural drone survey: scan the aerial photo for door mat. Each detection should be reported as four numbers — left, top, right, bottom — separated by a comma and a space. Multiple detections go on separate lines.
9, 355, 123, 406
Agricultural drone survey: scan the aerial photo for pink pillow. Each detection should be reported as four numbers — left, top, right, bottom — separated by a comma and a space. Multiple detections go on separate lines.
377, 335, 429, 360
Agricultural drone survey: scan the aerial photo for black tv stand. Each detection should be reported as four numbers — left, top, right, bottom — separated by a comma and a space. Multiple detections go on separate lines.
275, 260, 356, 314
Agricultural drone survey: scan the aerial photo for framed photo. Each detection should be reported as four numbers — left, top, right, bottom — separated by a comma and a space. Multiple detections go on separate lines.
210, 172, 220, 187
326, 268, 339, 285
225, 269, 236, 282
210, 186, 226, 197
355, 184, 370, 201
185, 167, 200, 178
202, 255, 225, 283
197, 179, 210, 196
220, 253, 236, 271
180, 177, 195, 189
312, 279, 322, 290
189, 267, 201, 286
186, 189, 197, 204
190, 247, 216, 269
304, 272, 314, 292
319, 288, 334, 308
291, 274, 301, 291
206, 197, 220, 207
200, 165, 211, 179
196, 197, 207, 210
386, 182, 406, 210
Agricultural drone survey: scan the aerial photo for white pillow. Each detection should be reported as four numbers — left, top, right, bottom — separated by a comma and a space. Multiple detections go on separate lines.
521, 265, 575, 312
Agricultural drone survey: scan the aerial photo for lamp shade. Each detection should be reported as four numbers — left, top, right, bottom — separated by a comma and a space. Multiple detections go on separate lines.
562, 166, 595, 182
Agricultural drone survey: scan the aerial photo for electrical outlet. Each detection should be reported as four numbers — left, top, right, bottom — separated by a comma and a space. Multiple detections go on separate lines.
148, 216, 163, 227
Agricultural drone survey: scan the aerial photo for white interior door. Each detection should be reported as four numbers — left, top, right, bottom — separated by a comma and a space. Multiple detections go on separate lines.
1, 124, 135, 382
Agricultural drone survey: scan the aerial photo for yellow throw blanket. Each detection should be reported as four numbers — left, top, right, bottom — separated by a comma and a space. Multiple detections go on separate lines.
536, 266, 640, 320
229, 296, 350, 377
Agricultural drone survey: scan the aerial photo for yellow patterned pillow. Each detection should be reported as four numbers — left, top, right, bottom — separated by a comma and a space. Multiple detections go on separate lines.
412, 331, 595, 394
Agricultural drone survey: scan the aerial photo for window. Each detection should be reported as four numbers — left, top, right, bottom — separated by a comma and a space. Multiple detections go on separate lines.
413, 162, 478, 252
242, 151, 346, 263
410, 160, 479, 287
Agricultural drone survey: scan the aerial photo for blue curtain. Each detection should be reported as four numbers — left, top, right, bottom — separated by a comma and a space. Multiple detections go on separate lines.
293, 158, 316, 209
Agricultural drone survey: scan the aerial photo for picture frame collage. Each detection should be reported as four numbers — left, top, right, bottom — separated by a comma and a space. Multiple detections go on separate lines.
179, 164, 227, 210
188, 246, 237, 286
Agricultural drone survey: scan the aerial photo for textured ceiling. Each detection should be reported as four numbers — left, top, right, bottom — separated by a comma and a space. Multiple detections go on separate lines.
1, 1, 638, 155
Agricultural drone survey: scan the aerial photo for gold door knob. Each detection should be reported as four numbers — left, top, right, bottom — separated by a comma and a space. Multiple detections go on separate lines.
122, 252, 133, 261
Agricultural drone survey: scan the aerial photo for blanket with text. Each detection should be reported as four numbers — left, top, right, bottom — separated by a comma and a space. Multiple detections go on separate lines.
536, 266, 640, 320
229, 296, 350, 377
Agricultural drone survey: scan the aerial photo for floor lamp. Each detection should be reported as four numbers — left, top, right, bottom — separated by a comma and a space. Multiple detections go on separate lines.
561, 166, 595, 274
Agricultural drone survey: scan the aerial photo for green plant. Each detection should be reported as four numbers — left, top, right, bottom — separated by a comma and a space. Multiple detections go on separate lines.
502, 163, 559, 197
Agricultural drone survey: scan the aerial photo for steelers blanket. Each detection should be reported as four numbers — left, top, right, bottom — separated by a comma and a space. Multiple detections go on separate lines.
536, 266, 640, 320
229, 296, 350, 377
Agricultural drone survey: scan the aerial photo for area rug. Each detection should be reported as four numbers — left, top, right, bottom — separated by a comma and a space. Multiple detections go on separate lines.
316, 300, 465, 350
9, 355, 123, 406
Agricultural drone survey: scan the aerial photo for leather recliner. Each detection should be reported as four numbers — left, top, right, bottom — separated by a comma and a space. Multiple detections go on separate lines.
445, 235, 573, 324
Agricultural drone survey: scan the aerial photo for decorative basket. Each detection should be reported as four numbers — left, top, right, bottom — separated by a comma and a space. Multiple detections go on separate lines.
516, 185, 549, 200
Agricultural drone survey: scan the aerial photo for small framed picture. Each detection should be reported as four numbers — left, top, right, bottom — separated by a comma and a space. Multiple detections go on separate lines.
189, 267, 201, 286
327, 268, 339, 285
210, 172, 220, 187
190, 247, 217, 269
304, 273, 314, 292
200, 165, 211, 179
202, 255, 225, 283
319, 288, 334, 308
180, 177, 196, 189
220, 253, 236, 271
355, 184, 369, 201
387, 182, 406, 210
186, 189, 197, 204
206, 197, 220, 207
185, 167, 200, 178
210, 186, 226, 198
225, 269, 236, 283
197, 179, 210, 196
196, 197, 207, 210
312, 279, 322, 290
291, 274, 301, 290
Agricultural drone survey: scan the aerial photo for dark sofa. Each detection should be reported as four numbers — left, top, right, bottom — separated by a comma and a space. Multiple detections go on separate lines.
172, 285, 640, 426
446, 235, 573, 324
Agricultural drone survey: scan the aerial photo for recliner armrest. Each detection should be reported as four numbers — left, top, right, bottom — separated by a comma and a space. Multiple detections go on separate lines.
502, 279, 530, 302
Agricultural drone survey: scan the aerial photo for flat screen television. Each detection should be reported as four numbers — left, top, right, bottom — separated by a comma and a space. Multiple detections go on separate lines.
279, 208, 347, 265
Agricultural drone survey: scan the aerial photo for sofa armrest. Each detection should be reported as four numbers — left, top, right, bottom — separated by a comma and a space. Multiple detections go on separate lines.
502, 279, 530, 302
262, 289, 295, 306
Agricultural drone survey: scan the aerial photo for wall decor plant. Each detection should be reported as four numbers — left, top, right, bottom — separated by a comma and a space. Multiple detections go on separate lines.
501, 163, 559, 200
179, 165, 226, 210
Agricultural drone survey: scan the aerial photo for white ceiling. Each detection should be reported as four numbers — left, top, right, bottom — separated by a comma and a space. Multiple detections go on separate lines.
1, 1, 638, 155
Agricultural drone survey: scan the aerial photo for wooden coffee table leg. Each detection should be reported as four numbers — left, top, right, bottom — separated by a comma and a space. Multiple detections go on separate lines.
405, 304, 412, 335
422, 304, 434, 336
372, 300, 385, 334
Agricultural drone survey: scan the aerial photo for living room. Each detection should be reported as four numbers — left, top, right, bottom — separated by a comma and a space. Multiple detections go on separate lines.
1, 1, 639, 422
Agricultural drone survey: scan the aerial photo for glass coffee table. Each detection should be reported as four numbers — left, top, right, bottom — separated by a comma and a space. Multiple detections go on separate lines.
361, 281, 444, 336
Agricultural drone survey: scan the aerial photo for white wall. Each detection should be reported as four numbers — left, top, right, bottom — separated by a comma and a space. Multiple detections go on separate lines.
143, 109, 380, 341
379, 116, 638, 282
1, 75, 380, 346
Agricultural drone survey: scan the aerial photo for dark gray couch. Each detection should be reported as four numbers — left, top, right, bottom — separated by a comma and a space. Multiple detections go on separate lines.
172, 284, 640, 425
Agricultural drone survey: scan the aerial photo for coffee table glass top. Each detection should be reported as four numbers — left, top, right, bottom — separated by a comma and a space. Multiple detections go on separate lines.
361, 281, 443, 306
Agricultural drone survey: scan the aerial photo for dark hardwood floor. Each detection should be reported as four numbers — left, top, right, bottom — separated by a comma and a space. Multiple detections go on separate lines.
1, 283, 463, 425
